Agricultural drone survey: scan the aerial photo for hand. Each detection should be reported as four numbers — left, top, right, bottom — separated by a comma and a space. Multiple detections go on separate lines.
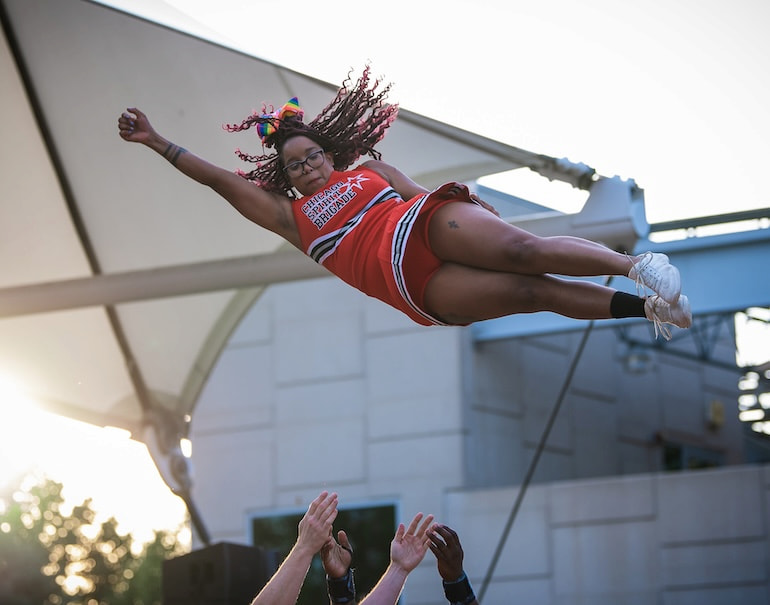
117, 107, 156, 144
427, 524, 465, 582
470, 193, 500, 217
320, 529, 353, 578
390, 512, 434, 573
296, 491, 339, 554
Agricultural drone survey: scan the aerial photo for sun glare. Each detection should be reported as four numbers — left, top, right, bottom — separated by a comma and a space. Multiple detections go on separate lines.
736, 309, 770, 367
0, 373, 46, 483
0, 372, 188, 543
0, 371, 35, 411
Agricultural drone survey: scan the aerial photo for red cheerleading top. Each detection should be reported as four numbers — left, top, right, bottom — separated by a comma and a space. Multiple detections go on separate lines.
292, 167, 474, 326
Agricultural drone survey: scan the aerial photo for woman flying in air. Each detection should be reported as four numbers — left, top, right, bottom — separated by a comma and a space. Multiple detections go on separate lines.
117, 67, 690, 338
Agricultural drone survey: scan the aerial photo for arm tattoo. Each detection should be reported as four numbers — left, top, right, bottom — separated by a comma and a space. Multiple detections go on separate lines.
448, 220, 459, 229
162, 142, 187, 167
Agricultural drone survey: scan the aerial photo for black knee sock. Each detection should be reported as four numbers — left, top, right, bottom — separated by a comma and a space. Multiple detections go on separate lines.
610, 291, 646, 318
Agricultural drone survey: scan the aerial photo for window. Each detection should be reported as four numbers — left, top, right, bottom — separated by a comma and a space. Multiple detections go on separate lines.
251, 503, 396, 604
663, 442, 724, 471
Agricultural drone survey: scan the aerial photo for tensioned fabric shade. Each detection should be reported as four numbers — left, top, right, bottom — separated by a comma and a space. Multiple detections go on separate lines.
0, 0, 604, 440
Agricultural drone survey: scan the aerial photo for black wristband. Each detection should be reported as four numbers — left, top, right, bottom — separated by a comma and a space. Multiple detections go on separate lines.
327, 568, 356, 604
443, 572, 476, 605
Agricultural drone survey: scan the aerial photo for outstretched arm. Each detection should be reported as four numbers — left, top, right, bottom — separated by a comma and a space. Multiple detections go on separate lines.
428, 524, 479, 605
359, 512, 434, 605
249, 491, 339, 605
320, 528, 353, 578
320, 529, 355, 605
117, 107, 301, 248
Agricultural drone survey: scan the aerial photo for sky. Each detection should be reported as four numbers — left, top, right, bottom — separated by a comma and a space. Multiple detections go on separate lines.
2, 0, 769, 541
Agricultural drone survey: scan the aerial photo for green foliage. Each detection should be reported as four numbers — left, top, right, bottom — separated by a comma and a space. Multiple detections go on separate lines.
0, 475, 186, 605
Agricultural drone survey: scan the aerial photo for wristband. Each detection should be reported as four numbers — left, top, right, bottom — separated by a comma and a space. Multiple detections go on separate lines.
442, 572, 476, 605
327, 568, 356, 604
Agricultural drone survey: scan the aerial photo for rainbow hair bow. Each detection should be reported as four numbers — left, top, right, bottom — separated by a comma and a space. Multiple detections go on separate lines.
256, 97, 304, 143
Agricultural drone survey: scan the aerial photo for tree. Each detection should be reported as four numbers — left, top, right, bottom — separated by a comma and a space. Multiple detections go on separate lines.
0, 475, 186, 605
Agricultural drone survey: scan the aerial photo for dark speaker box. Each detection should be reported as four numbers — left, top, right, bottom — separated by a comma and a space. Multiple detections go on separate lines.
162, 542, 279, 605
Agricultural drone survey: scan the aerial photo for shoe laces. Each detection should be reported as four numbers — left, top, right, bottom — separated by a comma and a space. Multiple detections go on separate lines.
628, 251, 655, 298
646, 296, 672, 341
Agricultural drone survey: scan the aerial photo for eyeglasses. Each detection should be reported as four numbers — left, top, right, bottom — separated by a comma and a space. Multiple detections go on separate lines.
283, 149, 326, 176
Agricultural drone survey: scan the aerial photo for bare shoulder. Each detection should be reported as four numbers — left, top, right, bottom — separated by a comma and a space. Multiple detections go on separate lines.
358, 159, 395, 182
358, 159, 428, 199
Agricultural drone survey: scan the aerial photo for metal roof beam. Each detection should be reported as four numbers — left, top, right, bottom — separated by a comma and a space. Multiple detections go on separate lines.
0, 248, 327, 317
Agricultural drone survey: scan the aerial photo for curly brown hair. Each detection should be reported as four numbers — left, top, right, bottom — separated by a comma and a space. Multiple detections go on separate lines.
223, 66, 398, 197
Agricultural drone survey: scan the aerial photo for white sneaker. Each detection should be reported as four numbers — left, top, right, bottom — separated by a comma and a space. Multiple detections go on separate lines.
629, 252, 681, 305
644, 294, 692, 340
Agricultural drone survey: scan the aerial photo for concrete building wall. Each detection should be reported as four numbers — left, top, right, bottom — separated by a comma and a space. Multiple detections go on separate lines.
190, 277, 468, 542
189, 277, 762, 604
440, 465, 770, 605
467, 321, 744, 489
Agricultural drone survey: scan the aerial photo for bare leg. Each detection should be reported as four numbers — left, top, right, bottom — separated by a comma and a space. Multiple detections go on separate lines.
428, 202, 636, 277
423, 262, 618, 325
